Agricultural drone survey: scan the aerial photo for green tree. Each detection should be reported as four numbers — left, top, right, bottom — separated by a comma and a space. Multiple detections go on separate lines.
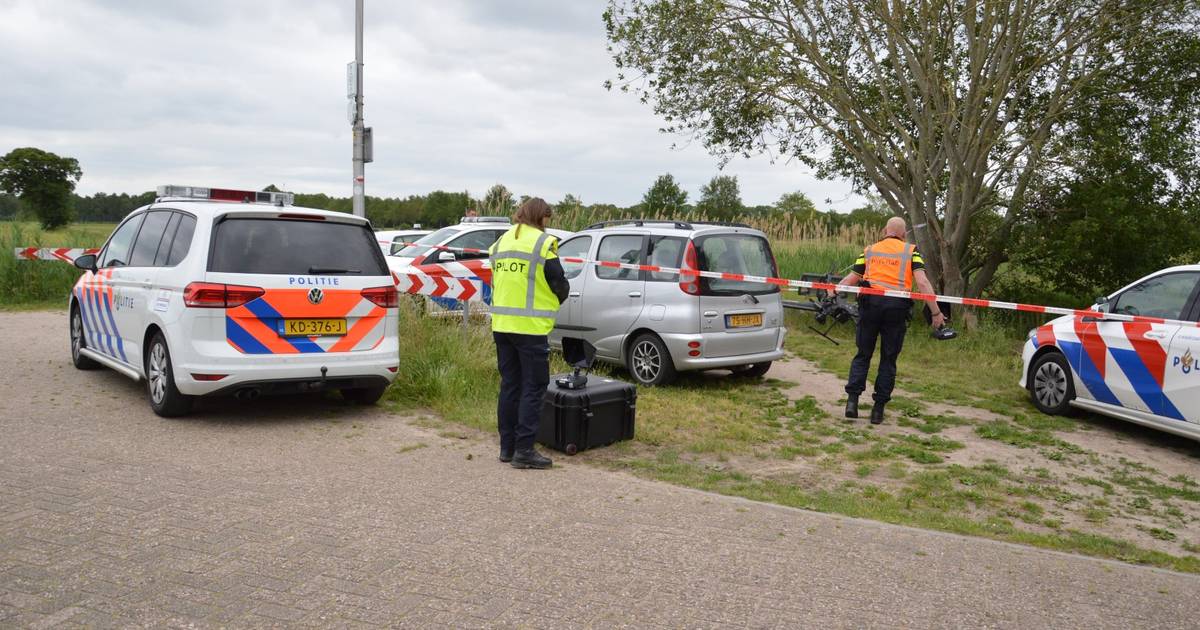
605, 0, 1194, 297
641, 174, 688, 215
481, 184, 515, 216
0, 147, 82, 229
775, 191, 817, 219
696, 174, 743, 219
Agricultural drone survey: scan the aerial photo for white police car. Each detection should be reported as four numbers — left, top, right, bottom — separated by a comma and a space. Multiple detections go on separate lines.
1020, 265, 1200, 441
69, 185, 399, 417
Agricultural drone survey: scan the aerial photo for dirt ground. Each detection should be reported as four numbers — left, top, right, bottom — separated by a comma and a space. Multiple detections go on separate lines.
758, 355, 1200, 556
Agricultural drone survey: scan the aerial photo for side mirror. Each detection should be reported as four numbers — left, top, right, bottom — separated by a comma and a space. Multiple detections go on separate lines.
73, 254, 97, 272
437, 251, 456, 263
1094, 295, 1110, 313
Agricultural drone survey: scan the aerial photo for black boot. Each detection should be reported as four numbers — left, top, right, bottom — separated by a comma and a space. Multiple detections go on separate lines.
845, 395, 859, 419
499, 448, 514, 463
870, 403, 886, 425
511, 448, 552, 469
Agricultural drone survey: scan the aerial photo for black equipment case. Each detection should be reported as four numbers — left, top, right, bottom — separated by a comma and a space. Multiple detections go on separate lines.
538, 377, 637, 455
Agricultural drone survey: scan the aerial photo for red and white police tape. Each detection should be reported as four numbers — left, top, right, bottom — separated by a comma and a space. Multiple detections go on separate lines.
391, 271, 483, 302
13, 247, 100, 263
393, 241, 1200, 329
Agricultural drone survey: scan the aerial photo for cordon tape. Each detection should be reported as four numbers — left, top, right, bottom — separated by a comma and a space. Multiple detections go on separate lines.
19, 243, 1200, 329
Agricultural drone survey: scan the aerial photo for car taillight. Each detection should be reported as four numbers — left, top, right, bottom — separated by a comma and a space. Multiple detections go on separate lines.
361, 285, 399, 308
183, 282, 265, 308
679, 240, 701, 295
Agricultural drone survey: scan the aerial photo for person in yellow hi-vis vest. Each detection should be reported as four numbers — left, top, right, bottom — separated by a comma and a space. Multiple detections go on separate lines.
489, 198, 569, 469
832, 217, 944, 425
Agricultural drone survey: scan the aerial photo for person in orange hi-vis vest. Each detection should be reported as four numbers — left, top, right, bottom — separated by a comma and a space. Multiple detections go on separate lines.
830, 217, 945, 424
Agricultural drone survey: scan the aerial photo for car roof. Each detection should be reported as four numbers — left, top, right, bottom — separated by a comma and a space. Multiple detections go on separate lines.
142, 199, 370, 224
577, 220, 768, 239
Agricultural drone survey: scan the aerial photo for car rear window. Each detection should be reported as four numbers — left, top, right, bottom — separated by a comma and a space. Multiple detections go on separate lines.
209, 217, 388, 276
695, 234, 778, 295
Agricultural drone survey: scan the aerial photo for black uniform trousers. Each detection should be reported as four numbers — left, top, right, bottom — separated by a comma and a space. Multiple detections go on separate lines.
845, 296, 911, 404
494, 332, 550, 451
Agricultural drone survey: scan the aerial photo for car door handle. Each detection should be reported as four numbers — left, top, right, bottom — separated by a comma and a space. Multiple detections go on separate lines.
628, 291, 642, 298
704, 311, 718, 318
568, 292, 581, 298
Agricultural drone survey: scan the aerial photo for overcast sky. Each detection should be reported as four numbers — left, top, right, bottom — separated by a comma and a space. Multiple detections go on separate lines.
0, 0, 862, 210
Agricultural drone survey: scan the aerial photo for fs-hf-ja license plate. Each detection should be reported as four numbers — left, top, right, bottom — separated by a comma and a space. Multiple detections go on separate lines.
281, 318, 347, 337
726, 313, 763, 328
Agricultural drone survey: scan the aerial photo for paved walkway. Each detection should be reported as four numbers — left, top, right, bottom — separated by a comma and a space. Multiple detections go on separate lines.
1, 311, 1197, 628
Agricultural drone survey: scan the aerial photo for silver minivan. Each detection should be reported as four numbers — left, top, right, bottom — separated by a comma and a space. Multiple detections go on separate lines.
549, 220, 786, 385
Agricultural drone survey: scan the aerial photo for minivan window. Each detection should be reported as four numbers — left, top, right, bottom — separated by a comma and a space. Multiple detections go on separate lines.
128, 211, 172, 267
394, 227, 460, 258
152, 212, 182, 266
558, 236, 592, 280
99, 213, 146, 268
595, 235, 644, 281
647, 236, 685, 282
209, 217, 388, 276
165, 214, 197, 267
696, 234, 778, 295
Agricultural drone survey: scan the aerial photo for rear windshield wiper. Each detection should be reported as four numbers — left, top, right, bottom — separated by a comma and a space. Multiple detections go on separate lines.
308, 266, 361, 274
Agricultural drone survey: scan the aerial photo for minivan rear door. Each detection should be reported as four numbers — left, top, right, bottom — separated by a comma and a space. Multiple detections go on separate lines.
694, 232, 783, 358
205, 213, 394, 355
577, 233, 647, 361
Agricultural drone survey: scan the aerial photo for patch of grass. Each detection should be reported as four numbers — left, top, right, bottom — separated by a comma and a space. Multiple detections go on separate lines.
1111, 469, 1200, 503
899, 414, 972, 434
395, 443, 427, 454
0, 222, 111, 306
615, 456, 1200, 573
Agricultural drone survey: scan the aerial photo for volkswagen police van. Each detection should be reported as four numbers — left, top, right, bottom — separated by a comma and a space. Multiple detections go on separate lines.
68, 185, 399, 417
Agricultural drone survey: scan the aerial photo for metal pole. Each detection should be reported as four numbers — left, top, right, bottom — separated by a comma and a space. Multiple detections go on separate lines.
351, 0, 365, 217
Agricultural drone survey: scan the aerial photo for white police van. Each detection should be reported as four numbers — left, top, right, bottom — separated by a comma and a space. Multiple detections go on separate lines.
69, 185, 399, 417
1020, 265, 1200, 441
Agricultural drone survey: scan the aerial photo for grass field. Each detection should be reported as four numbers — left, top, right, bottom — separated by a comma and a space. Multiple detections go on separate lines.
0, 222, 114, 308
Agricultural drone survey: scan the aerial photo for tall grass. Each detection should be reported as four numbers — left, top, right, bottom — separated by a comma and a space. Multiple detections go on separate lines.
553, 206, 873, 244
0, 222, 110, 307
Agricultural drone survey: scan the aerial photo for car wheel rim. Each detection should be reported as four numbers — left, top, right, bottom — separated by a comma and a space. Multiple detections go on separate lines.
1034, 362, 1067, 408
71, 312, 83, 359
632, 341, 661, 382
148, 343, 168, 404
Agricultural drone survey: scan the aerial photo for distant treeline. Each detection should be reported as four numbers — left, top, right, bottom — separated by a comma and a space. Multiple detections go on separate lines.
0, 189, 892, 232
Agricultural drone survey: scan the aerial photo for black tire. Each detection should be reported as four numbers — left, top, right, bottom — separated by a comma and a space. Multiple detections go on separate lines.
732, 362, 773, 378
145, 332, 193, 417
341, 384, 388, 405
1029, 352, 1075, 415
626, 333, 677, 386
70, 305, 99, 370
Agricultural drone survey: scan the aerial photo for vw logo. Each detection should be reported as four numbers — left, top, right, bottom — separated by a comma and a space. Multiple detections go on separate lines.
307, 287, 324, 305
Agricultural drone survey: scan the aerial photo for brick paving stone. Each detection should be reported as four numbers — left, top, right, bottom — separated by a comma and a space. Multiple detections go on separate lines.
2, 310, 1199, 629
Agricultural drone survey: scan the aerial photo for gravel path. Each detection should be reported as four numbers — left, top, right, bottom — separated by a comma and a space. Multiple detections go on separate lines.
1, 310, 1197, 628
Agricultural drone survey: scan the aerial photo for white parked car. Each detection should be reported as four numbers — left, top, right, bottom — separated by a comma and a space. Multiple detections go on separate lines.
375, 229, 431, 256
69, 185, 399, 417
1020, 265, 1200, 441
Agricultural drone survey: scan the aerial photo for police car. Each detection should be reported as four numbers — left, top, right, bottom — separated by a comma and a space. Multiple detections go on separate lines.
1020, 265, 1200, 441
69, 185, 399, 417
375, 229, 431, 256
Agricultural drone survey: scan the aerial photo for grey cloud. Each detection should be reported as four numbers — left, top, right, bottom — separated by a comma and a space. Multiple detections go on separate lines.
0, 0, 861, 210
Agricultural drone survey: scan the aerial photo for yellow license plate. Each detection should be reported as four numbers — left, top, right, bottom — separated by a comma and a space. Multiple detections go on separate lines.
282, 318, 347, 337
727, 313, 763, 328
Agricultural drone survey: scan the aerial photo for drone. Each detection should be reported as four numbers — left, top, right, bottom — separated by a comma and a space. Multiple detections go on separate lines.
791, 266, 958, 344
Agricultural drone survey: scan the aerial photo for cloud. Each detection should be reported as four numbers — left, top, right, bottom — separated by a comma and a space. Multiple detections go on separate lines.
0, 0, 863, 210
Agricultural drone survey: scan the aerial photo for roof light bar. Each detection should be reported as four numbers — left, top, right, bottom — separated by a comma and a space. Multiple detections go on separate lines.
460, 216, 510, 224
157, 185, 294, 206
